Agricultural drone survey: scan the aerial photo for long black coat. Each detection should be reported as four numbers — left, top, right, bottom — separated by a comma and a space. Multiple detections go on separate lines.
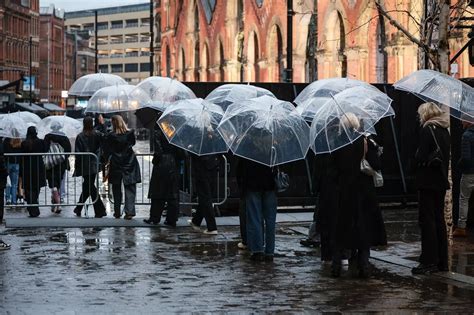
236, 158, 275, 193
21, 137, 48, 191
415, 124, 450, 191
104, 130, 141, 185
73, 131, 102, 177
148, 128, 182, 199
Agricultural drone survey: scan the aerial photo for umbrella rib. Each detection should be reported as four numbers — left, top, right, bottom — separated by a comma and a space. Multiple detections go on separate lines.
231, 114, 262, 154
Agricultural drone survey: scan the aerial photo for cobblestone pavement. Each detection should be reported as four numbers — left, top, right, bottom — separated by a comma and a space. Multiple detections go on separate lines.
1, 215, 474, 314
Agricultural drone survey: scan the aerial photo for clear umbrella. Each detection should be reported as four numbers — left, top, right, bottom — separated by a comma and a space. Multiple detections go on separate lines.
0, 114, 28, 138
135, 76, 196, 111
68, 73, 127, 97
205, 84, 276, 111
7, 111, 41, 126
394, 69, 474, 121
157, 98, 228, 156
217, 95, 310, 167
310, 85, 394, 154
86, 84, 149, 114
294, 77, 378, 122
37, 116, 82, 140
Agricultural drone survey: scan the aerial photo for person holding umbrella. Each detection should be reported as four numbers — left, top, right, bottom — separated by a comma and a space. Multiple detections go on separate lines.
103, 115, 141, 220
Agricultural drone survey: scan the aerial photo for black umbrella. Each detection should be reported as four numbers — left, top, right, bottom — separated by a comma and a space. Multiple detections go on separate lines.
135, 107, 160, 129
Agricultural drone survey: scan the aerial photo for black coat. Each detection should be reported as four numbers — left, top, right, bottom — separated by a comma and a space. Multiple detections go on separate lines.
0, 142, 7, 189
192, 154, 218, 184
74, 131, 102, 177
104, 130, 141, 185
458, 126, 474, 174
236, 158, 275, 193
415, 124, 450, 191
21, 137, 48, 191
148, 128, 183, 199
3, 138, 22, 164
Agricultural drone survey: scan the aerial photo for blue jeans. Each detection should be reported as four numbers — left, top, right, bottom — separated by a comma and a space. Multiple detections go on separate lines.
5, 163, 19, 204
246, 190, 277, 255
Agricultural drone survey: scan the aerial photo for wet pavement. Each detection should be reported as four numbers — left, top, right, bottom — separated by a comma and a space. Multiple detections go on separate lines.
1, 209, 474, 313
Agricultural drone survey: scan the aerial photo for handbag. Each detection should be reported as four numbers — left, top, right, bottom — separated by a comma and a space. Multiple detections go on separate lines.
427, 126, 444, 168
43, 142, 66, 170
361, 138, 384, 187
274, 167, 290, 193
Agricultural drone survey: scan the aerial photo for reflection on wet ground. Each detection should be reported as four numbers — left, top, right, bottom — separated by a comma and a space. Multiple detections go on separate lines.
1, 210, 474, 313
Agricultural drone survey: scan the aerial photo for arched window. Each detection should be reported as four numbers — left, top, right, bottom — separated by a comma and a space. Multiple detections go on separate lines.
269, 25, 283, 82
194, 42, 200, 81
194, 4, 199, 32
247, 31, 259, 82
237, 0, 244, 31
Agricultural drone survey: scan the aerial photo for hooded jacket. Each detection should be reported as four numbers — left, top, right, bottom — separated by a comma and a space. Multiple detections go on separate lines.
458, 125, 474, 174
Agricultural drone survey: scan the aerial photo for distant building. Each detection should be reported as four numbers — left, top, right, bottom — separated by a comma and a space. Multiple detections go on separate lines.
0, 0, 40, 93
65, 3, 158, 84
39, 4, 66, 104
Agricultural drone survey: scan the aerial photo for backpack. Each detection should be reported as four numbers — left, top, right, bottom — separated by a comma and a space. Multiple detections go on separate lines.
43, 142, 66, 170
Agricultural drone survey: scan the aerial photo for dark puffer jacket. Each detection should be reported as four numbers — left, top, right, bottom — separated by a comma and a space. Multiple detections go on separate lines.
458, 126, 474, 174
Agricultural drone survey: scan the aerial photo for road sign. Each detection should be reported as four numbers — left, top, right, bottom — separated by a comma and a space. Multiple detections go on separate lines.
23, 76, 35, 91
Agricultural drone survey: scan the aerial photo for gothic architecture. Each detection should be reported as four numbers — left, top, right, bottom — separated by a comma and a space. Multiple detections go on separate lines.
158, 0, 473, 84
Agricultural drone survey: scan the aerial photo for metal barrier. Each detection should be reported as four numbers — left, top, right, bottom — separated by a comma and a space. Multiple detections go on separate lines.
107, 153, 229, 208
4, 152, 100, 215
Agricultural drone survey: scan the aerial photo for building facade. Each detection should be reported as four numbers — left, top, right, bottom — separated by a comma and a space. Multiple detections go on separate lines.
0, 0, 40, 92
39, 5, 67, 103
159, 0, 473, 83
65, 3, 157, 84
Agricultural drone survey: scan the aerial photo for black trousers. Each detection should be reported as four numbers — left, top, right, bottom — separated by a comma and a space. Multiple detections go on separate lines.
239, 197, 247, 244
192, 177, 217, 231
76, 174, 106, 215
418, 189, 448, 268
149, 197, 179, 223
25, 187, 40, 217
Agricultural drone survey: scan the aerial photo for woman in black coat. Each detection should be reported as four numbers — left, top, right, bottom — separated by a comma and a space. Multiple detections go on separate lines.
21, 126, 47, 217
44, 122, 71, 214
412, 102, 451, 275
73, 117, 107, 218
144, 124, 183, 226
103, 115, 141, 219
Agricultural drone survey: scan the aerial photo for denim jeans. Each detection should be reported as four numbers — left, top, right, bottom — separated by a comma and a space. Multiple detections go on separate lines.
5, 163, 20, 204
458, 174, 474, 229
245, 190, 277, 255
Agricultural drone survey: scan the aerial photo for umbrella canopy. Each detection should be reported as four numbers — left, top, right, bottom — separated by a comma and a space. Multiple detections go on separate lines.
217, 95, 310, 167
205, 84, 276, 111
394, 69, 474, 121
135, 76, 196, 111
86, 85, 150, 114
0, 114, 28, 138
310, 85, 394, 154
157, 98, 228, 156
68, 73, 127, 97
295, 78, 377, 122
7, 111, 41, 126
37, 116, 82, 139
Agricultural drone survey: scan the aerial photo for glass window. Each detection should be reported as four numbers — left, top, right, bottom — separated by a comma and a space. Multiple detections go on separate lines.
125, 63, 138, 72
111, 64, 123, 73
140, 63, 150, 72
98, 65, 108, 73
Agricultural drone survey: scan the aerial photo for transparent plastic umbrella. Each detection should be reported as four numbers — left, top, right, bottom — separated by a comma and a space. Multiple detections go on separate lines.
0, 114, 28, 138
37, 116, 82, 140
68, 73, 127, 97
205, 84, 276, 111
310, 85, 394, 154
394, 69, 474, 121
86, 85, 149, 114
135, 76, 196, 111
157, 98, 228, 156
7, 111, 41, 126
295, 77, 378, 122
217, 95, 310, 167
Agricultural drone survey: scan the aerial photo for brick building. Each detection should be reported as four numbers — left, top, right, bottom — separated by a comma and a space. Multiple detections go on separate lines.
0, 0, 40, 92
39, 4, 66, 103
159, 0, 473, 84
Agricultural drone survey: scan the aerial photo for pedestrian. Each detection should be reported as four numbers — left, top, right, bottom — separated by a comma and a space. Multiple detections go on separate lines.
331, 113, 365, 277
0, 139, 11, 250
188, 155, 219, 234
44, 122, 71, 214
453, 118, 474, 237
94, 114, 107, 134
412, 102, 450, 275
103, 115, 141, 220
144, 123, 183, 227
237, 156, 278, 262
73, 116, 107, 218
3, 136, 22, 206
21, 126, 47, 217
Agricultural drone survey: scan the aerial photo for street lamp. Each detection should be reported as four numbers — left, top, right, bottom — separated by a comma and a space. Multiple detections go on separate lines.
149, 0, 155, 76
285, 0, 293, 83
95, 10, 98, 73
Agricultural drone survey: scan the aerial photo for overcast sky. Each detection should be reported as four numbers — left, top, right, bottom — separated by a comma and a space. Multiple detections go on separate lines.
40, 0, 148, 12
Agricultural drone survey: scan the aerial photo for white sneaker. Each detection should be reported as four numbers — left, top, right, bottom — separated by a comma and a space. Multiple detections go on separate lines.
237, 242, 247, 249
203, 229, 218, 235
188, 219, 201, 231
